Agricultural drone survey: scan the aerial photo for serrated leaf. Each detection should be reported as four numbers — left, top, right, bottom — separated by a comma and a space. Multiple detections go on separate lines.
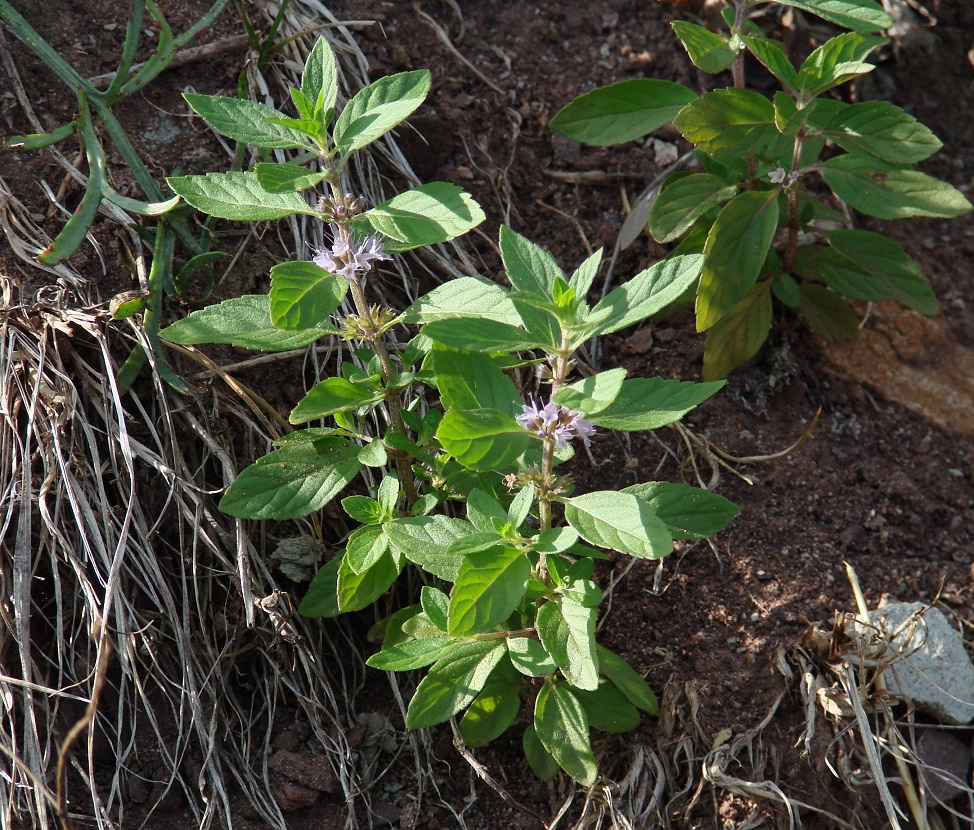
358, 438, 388, 467
563, 491, 672, 559
649, 174, 738, 244
466, 489, 509, 533
344, 525, 390, 574
383, 515, 468, 581
298, 557, 342, 618
159, 295, 337, 352
302, 36, 338, 119
584, 255, 705, 339
421, 586, 450, 630
671, 21, 737, 74
448, 547, 531, 636
438, 408, 534, 471
742, 37, 799, 90
359, 182, 484, 250
822, 155, 972, 219
597, 646, 659, 715
402, 277, 521, 325
537, 599, 599, 690
796, 31, 887, 95
459, 670, 523, 747
341, 495, 384, 525
254, 162, 327, 193
334, 70, 431, 154
337, 549, 400, 612
367, 636, 457, 671
702, 281, 773, 380
776, 0, 891, 33
798, 284, 860, 340
405, 640, 507, 728
534, 683, 597, 786
696, 190, 779, 331
508, 637, 557, 677
575, 680, 641, 733
622, 481, 739, 540
220, 442, 362, 520
822, 102, 941, 164
587, 377, 724, 431
183, 93, 310, 149
431, 346, 519, 415
167, 171, 316, 221
523, 725, 560, 780
289, 377, 384, 423
422, 318, 544, 352
569, 248, 604, 297
499, 226, 567, 299
551, 368, 627, 415
550, 79, 697, 146
673, 89, 776, 158
269, 260, 348, 330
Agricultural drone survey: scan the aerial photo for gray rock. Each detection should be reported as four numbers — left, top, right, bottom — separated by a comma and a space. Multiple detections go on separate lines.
875, 602, 974, 725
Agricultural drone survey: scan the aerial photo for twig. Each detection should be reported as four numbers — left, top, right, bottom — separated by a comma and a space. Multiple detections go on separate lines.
534, 200, 593, 256
413, 3, 506, 95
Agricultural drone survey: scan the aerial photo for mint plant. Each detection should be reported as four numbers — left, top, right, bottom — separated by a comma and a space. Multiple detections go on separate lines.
550, 0, 972, 380
159, 36, 739, 785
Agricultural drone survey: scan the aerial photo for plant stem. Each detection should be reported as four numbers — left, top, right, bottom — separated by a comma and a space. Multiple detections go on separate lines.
731, 0, 747, 88
782, 131, 805, 274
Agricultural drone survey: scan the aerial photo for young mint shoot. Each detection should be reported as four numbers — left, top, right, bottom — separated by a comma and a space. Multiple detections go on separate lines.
550, 0, 972, 380
158, 36, 739, 786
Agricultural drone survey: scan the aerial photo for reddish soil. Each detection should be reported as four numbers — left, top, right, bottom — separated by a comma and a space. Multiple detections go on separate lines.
2, 0, 973, 828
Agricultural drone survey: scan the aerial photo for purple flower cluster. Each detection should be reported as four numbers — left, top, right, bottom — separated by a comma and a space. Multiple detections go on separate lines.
313, 225, 390, 283
516, 400, 596, 450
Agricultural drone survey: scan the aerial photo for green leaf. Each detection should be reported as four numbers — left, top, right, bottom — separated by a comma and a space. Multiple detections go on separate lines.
422, 586, 450, 630
742, 37, 799, 90
160, 295, 336, 352
551, 368, 626, 416
696, 190, 779, 331
673, 89, 776, 158
448, 547, 531, 636
622, 482, 739, 540
167, 171, 316, 221
302, 36, 339, 119
358, 438, 388, 467
298, 557, 342, 618
510, 294, 563, 347
776, 0, 891, 33
508, 483, 535, 528
499, 226, 567, 299
523, 725, 560, 780
337, 549, 400, 612
587, 377, 724, 431
341, 495, 384, 525
459, 671, 523, 747
183, 93, 310, 149
569, 248, 604, 297
822, 155, 972, 219
438, 409, 534, 471
334, 70, 431, 154
796, 32, 887, 95
289, 378, 384, 423
822, 102, 941, 165
534, 682, 598, 786
702, 281, 773, 380
508, 637, 557, 677
405, 640, 507, 728
597, 646, 659, 715
649, 175, 737, 244
563, 492, 672, 559
402, 278, 520, 326
671, 21, 737, 74
254, 162, 327, 193
537, 598, 599, 691
344, 524, 391, 574
220, 442, 362, 520
367, 636, 457, 671
466, 489, 509, 533
798, 284, 860, 341
431, 347, 519, 415
384, 515, 468, 581
549, 79, 697, 146
772, 273, 802, 308
422, 318, 543, 352
584, 255, 705, 339
575, 680, 641, 733
359, 182, 485, 250
533, 527, 580, 555
269, 260, 348, 330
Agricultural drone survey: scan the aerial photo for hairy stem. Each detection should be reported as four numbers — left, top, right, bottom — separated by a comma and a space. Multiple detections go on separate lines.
782, 131, 805, 274
731, 0, 746, 88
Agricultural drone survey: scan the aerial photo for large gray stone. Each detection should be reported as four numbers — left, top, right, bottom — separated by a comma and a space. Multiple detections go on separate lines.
874, 602, 974, 725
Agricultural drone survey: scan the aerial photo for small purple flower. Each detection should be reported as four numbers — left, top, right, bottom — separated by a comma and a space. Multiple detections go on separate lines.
517, 399, 596, 449
313, 225, 390, 283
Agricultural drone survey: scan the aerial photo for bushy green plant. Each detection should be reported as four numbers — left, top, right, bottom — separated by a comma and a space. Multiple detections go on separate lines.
159, 36, 739, 785
550, 0, 971, 380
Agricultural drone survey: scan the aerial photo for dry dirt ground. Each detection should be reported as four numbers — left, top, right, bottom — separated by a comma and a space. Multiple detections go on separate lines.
1, 1, 973, 828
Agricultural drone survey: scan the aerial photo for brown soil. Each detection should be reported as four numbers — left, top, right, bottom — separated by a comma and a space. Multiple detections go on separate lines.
2, 1, 973, 829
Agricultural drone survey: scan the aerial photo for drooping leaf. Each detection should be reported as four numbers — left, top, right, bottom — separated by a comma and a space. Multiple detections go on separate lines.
167, 171, 317, 221
696, 190, 779, 331
798, 284, 860, 341
159, 295, 337, 351
358, 182, 485, 250
448, 547, 531, 636
534, 682, 598, 786
574, 680, 641, 733
776, 0, 891, 33
537, 598, 599, 691
219, 441, 362, 520
383, 515, 469, 581
337, 549, 400, 612
597, 646, 659, 715
289, 377, 384, 423
671, 21, 737, 74
299, 557, 342, 618
822, 102, 942, 165
523, 725, 560, 780
183, 93, 310, 149
508, 637, 557, 677
673, 89, 777, 158
702, 281, 773, 380
269, 260, 348, 330
622, 482, 739, 540
401, 278, 521, 325
422, 318, 544, 352
563, 491, 672, 559
551, 368, 627, 415
549, 79, 697, 146
458, 668, 524, 747
649, 174, 738, 244
437, 408, 533, 471
772, 272, 802, 308
333, 70, 432, 154
431, 346, 519, 415
586, 377, 724, 431
742, 36, 799, 90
